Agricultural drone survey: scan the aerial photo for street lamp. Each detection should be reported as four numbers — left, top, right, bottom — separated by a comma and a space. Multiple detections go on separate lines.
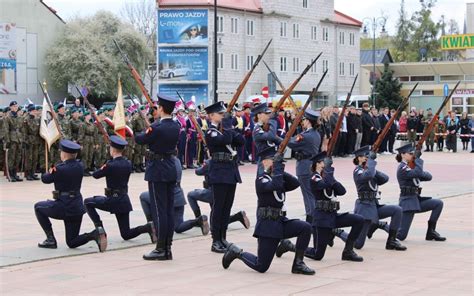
213, 0, 218, 103
362, 17, 387, 108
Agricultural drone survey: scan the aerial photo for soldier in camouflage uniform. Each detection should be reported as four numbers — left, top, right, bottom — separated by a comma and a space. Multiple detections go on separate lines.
131, 107, 147, 172
3, 101, 24, 182
35, 105, 48, 174
94, 110, 109, 167
0, 107, 6, 173
51, 103, 71, 165
423, 108, 435, 152
79, 111, 98, 176
69, 108, 83, 143
23, 104, 41, 181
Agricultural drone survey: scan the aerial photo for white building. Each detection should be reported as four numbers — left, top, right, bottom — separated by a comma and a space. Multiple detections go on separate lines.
157, 0, 361, 107
0, 0, 66, 106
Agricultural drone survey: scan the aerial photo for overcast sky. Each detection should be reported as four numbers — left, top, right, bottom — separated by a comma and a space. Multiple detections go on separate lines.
44, 0, 469, 35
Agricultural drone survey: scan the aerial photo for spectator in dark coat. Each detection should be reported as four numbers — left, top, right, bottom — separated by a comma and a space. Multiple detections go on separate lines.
378, 107, 390, 153
361, 103, 374, 146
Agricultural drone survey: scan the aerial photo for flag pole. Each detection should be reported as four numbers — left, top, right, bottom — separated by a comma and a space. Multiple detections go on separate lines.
45, 140, 49, 170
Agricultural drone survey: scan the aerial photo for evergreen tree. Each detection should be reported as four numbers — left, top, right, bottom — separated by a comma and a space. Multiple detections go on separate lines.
393, 0, 411, 62
374, 63, 403, 110
409, 0, 441, 61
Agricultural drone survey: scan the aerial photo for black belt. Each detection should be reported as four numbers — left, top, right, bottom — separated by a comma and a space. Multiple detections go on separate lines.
146, 151, 175, 161
358, 191, 378, 201
315, 200, 340, 212
295, 152, 311, 161
400, 186, 420, 195
211, 152, 234, 162
257, 207, 284, 220
104, 188, 127, 197
52, 190, 79, 200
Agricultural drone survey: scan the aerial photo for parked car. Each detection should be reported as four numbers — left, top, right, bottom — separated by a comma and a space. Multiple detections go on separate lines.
160, 65, 191, 78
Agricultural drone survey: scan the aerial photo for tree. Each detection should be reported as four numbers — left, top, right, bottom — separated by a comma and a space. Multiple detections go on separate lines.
408, 0, 441, 61
374, 63, 403, 110
393, 0, 412, 62
45, 11, 153, 104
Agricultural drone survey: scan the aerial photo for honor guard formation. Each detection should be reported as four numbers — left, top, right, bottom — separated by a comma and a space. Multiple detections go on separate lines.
1, 43, 466, 277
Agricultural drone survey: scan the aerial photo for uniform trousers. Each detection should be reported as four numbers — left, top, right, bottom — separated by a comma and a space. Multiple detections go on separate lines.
149, 181, 176, 241
210, 184, 236, 238
397, 198, 443, 241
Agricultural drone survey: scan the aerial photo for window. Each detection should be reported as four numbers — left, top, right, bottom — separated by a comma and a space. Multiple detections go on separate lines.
310, 59, 317, 73
293, 23, 300, 39
339, 31, 344, 44
280, 22, 287, 37
421, 90, 434, 96
231, 18, 239, 34
231, 54, 239, 70
311, 26, 317, 41
322, 27, 329, 41
349, 63, 355, 76
292, 57, 300, 72
246, 20, 254, 36
246, 55, 255, 71
280, 57, 287, 72
339, 62, 345, 76
322, 59, 328, 73
303, 0, 308, 8
217, 16, 224, 33
217, 53, 224, 69
410, 76, 435, 82
440, 75, 463, 81
349, 32, 355, 45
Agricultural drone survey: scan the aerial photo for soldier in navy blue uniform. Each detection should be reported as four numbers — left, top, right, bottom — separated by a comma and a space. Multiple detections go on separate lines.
135, 94, 180, 261
222, 148, 315, 275
34, 140, 106, 251
84, 136, 156, 245
187, 159, 250, 229
139, 157, 210, 235
287, 109, 321, 223
277, 152, 364, 262
252, 103, 282, 174
205, 101, 245, 253
349, 145, 406, 250
396, 143, 446, 241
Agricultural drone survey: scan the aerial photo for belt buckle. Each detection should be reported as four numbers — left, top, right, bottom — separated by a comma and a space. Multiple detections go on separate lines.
112, 192, 119, 198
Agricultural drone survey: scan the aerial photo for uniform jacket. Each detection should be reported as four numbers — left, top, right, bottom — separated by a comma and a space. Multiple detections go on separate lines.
397, 158, 433, 212
3, 112, 23, 144
287, 128, 321, 176
252, 119, 282, 155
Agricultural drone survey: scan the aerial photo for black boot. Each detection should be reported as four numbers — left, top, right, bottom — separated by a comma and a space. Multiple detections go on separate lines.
276, 239, 295, 258
236, 211, 251, 229
32, 172, 40, 180
291, 250, 315, 275
222, 243, 242, 269
13, 170, 23, 182
305, 215, 313, 223
38, 230, 57, 249
221, 231, 230, 249
147, 221, 157, 243
385, 229, 407, 251
8, 170, 16, 182
143, 240, 168, 260
426, 221, 446, 241
165, 238, 173, 260
367, 221, 388, 239
26, 171, 34, 181
193, 208, 202, 219
197, 215, 210, 236
211, 232, 226, 253
91, 224, 107, 252
342, 240, 363, 262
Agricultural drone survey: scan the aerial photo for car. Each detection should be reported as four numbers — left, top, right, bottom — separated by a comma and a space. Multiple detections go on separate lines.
160, 65, 191, 78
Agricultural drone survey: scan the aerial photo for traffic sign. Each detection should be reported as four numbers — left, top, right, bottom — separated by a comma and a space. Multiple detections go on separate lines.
262, 86, 269, 98
443, 84, 449, 97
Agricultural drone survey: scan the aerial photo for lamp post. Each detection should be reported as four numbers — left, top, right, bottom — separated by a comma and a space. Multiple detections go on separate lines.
213, 0, 218, 103
362, 17, 386, 108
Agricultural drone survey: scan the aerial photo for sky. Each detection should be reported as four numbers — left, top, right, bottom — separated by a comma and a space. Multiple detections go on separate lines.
44, 0, 470, 35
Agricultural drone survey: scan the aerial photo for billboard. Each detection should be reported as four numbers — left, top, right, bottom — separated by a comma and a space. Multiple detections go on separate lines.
158, 84, 208, 106
0, 22, 16, 94
158, 47, 208, 81
441, 34, 474, 50
158, 9, 208, 45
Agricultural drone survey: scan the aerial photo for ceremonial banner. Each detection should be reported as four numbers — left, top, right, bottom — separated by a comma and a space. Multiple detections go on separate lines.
113, 78, 127, 139
40, 97, 61, 149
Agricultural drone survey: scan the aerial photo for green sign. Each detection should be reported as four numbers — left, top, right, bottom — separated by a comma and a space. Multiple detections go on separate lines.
441, 34, 474, 50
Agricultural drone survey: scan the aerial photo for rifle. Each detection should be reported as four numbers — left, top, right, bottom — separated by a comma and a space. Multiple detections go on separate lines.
262, 60, 298, 111
226, 39, 272, 113
38, 81, 64, 138
277, 69, 328, 155
176, 91, 210, 159
372, 83, 419, 152
74, 85, 110, 144
113, 39, 154, 109
415, 81, 460, 151
273, 52, 322, 113
326, 74, 358, 157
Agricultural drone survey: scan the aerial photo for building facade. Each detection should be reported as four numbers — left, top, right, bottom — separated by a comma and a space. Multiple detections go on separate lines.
0, 0, 66, 106
157, 0, 361, 107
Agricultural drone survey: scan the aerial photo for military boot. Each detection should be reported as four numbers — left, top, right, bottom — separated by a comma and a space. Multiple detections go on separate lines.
291, 250, 316, 275
426, 221, 446, 241
211, 232, 226, 253
276, 239, 295, 258
236, 211, 251, 229
38, 230, 57, 249
8, 170, 16, 182
367, 221, 389, 239
13, 170, 23, 182
147, 221, 157, 243
143, 240, 168, 260
386, 229, 407, 251
222, 243, 242, 269
342, 240, 363, 262
165, 238, 173, 260
197, 215, 210, 236
31, 172, 40, 180
90, 225, 107, 252
221, 231, 231, 249
26, 171, 35, 181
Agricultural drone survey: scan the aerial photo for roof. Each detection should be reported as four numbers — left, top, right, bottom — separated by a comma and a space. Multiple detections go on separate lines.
40, 0, 66, 23
361, 61, 474, 76
360, 49, 394, 65
334, 10, 362, 27
157, 0, 263, 13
